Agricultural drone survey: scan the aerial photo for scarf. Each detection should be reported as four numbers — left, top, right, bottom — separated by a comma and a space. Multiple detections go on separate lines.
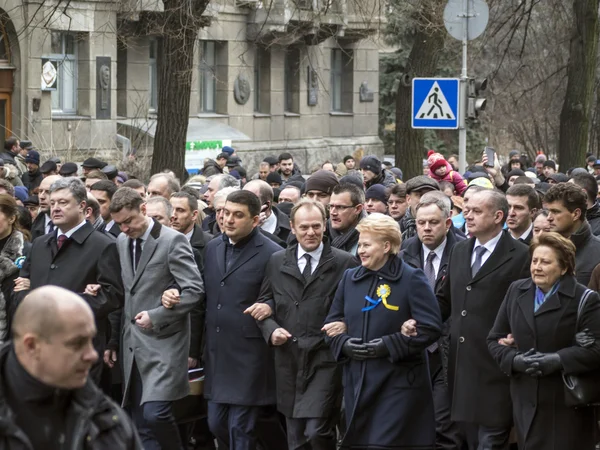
0, 230, 24, 342
329, 211, 367, 253
534, 281, 560, 312
400, 209, 417, 241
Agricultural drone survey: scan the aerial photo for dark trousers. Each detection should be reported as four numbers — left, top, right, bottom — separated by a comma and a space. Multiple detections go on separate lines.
131, 360, 184, 450
286, 416, 336, 450
429, 351, 464, 450
207, 402, 263, 450
460, 422, 511, 450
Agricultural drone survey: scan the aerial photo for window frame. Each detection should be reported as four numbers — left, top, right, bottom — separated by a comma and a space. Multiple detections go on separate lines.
149, 38, 158, 112
199, 40, 217, 113
330, 47, 353, 113
50, 32, 78, 115
284, 48, 300, 114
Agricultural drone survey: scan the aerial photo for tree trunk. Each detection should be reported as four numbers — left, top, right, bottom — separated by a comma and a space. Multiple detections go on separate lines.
558, 0, 599, 169
395, 2, 446, 180
151, 0, 210, 179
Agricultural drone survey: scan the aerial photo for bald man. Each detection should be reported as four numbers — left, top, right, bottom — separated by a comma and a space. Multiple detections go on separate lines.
30, 174, 61, 241
0, 286, 142, 449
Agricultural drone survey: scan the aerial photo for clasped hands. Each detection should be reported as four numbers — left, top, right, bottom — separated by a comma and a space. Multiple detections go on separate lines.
342, 337, 389, 360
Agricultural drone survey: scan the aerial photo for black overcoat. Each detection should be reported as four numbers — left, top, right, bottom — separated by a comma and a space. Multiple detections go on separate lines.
488, 276, 600, 450
257, 239, 356, 417
437, 231, 530, 428
325, 256, 441, 449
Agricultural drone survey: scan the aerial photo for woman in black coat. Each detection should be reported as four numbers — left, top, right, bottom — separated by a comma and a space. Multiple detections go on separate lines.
488, 232, 600, 450
324, 214, 442, 449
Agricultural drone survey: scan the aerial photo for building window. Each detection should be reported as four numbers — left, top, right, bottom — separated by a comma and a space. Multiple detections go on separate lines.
331, 48, 353, 112
254, 47, 271, 114
199, 41, 216, 113
0, 21, 10, 63
284, 48, 300, 114
149, 39, 159, 111
50, 32, 77, 114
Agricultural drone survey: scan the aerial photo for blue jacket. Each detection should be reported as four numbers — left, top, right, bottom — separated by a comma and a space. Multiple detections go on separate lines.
325, 256, 442, 449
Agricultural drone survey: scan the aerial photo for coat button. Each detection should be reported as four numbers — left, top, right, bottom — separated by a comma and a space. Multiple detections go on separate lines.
217, 304, 221, 310
220, 282, 225, 287
129, 347, 133, 352
461, 310, 467, 317
216, 327, 220, 333
459, 336, 465, 343
50, 264, 56, 269
131, 319, 135, 324
466, 286, 472, 291
294, 301, 299, 306
292, 337, 298, 342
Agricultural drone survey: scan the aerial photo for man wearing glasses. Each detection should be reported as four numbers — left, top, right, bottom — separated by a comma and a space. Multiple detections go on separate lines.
328, 183, 367, 256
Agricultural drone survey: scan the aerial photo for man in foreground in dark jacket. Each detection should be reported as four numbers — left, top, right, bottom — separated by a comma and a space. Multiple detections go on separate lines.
0, 285, 141, 449
246, 199, 356, 450
544, 182, 600, 286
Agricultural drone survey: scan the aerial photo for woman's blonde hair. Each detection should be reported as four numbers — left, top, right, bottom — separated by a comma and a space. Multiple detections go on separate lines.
356, 213, 402, 254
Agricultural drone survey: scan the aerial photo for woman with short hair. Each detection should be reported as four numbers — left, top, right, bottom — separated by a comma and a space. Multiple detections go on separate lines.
324, 213, 442, 449
488, 232, 600, 450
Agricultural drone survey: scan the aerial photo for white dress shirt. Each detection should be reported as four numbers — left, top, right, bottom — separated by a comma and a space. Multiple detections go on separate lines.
297, 242, 324, 275
512, 222, 533, 242
104, 219, 116, 234
132, 217, 155, 264
471, 230, 503, 268
422, 238, 447, 279
44, 214, 53, 234
261, 211, 277, 235
57, 219, 87, 239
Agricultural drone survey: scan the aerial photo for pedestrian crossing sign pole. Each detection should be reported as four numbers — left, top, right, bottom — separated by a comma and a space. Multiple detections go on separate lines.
412, 78, 460, 129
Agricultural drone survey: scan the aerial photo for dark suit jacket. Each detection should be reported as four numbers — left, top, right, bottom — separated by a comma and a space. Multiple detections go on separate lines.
438, 230, 530, 428
203, 228, 281, 405
271, 206, 291, 243
106, 222, 121, 238
488, 276, 600, 449
30, 212, 49, 242
20, 222, 124, 338
189, 224, 212, 361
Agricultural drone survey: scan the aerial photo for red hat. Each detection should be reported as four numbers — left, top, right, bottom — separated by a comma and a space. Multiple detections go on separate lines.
427, 152, 447, 173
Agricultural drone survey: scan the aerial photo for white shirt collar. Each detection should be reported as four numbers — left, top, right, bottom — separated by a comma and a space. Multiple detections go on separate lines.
422, 237, 447, 262
261, 210, 277, 234
474, 229, 503, 254
297, 242, 324, 264
185, 228, 194, 241
57, 219, 87, 239
104, 219, 115, 233
512, 222, 533, 241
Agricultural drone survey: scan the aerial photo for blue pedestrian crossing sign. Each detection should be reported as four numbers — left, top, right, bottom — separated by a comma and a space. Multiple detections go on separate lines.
412, 78, 460, 129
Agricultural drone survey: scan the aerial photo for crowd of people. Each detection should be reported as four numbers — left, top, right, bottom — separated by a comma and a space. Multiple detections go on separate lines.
1, 135, 600, 450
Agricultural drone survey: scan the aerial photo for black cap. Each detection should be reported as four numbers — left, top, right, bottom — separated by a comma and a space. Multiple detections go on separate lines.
40, 160, 57, 174
266, 172, 282, 185
20, 140, 33, 150
263, 156, 278, 166
543, 160, 556, 170
59, 162, 78, 176
101, 164, 118, 179
82, 157, 107, 169
216, 153, 229, 161
23, 195, 39, 206
405, 175, 440, 194
226, 156, 242, 168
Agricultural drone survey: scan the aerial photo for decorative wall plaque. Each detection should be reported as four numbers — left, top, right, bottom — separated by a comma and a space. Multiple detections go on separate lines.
234, 73, 251, 105
96, 56, 111, 119
359, 81, 374, 102
307, 66, 318, 106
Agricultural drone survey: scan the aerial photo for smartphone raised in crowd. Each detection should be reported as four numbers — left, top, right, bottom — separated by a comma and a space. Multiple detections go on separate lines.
484, 147, 495, 167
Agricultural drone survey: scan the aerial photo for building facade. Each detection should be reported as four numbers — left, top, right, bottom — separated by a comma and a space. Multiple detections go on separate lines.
0, 0, 383, 173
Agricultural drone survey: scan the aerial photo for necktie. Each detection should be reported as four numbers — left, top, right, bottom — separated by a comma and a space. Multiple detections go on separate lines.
47, 220, 54, 234
134, 238, 142, 271
471, 246, 487, 278
424, 251, 437, 288
57, 234, 68, 250
302, 254, 312, 281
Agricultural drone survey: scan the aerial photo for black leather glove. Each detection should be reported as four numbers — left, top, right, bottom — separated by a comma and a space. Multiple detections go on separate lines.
576, 328, 595, 348
512, 348, 535, 374
524, 352, 562, 377
364, 338, 389, 358
342, 338, 369, 360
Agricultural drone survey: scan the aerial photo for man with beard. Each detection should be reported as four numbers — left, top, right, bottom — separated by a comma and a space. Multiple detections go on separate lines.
278, 153, 301, 182
328, 183, 366, 256
359, 155, 396, 189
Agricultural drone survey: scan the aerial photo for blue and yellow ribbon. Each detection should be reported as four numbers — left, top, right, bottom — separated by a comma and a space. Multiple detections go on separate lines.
362, 284, 399, 312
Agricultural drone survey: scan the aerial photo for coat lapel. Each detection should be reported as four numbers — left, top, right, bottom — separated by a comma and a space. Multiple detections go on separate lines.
131, 220, 161, 289
516, 279, 536, 333
222, 239, 262, 280
471, 232, 514, 283
120, 237, 134, 284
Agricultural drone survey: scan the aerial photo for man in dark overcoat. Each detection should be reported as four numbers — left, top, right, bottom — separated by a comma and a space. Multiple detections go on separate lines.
202, 190, 284, 450
18, 177, 123, 386
246, 200, 356, 450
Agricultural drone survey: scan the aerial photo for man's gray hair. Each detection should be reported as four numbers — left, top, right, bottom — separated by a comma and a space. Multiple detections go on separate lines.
215, 174, 240, 190
149, 173, 181, 196
147, 196, 173, 218
50, 177, 87, 205
214, 186, 240, 205
415, 190, 452, 218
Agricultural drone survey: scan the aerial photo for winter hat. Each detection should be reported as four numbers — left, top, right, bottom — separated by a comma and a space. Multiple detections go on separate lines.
340, 174, 364, 191
570, 168, 589, 177
509, 150, 520, 160
507, 169, 525, 179
14, 186, 28, 203
304, 170, 339, 194
467, 177, 494, 190
228, 170, 241, 180
25, 150, 40, 165
343, 155, 354, 163
222, 146, 235, 156
266, 172, 282, 185
365, 184, 388, 205
359, 155, 382, 175
535, 154, 547, 164
59, 162, 78, 176
427, 150, 448, 173
40, 160, 57, 174
543, 160, 556, 170
405, 175, 439, 194
390, 167, 403, 181
82, 157, 107, 169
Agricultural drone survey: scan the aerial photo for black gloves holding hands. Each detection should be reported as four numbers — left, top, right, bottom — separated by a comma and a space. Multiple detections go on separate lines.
342, 338, 390, 360
512, 348, 563, 377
